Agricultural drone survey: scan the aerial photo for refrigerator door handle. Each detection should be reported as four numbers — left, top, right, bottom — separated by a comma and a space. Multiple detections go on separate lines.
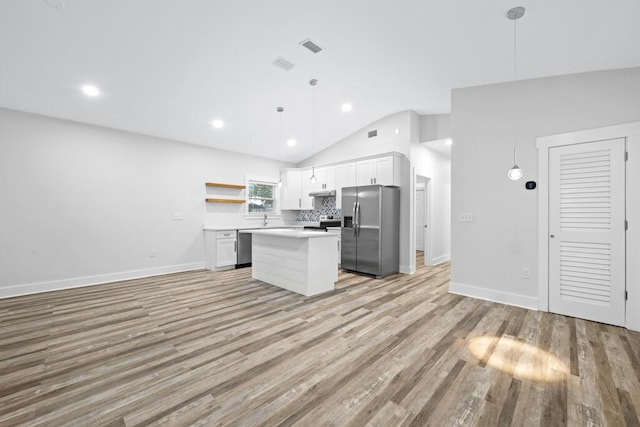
356, 201, 361, 237
352, 201, 358, 237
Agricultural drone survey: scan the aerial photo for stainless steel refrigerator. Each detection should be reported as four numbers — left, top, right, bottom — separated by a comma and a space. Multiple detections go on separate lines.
341, 185, 400, 278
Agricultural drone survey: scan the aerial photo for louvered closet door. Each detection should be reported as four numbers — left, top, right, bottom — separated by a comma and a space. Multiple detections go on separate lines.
549, 138, 626, 326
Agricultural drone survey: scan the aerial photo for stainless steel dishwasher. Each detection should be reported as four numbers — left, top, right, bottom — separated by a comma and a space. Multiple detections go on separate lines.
236, 230, 254, 267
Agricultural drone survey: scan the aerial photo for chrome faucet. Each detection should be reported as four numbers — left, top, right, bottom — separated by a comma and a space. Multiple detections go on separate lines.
263, 213, 269, 227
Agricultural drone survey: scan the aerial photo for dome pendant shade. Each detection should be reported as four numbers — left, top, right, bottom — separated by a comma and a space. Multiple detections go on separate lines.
507, 164, 523, 181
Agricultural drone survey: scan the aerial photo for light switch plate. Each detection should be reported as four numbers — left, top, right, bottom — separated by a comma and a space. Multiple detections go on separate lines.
459, 213, 473, 222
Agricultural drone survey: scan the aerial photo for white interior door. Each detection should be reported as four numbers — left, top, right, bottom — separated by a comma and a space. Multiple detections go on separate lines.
549, 138, 626, 326
416, 188, 425, 251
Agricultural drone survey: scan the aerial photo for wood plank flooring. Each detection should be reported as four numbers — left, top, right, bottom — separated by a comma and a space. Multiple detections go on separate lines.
1, 253, 640, 426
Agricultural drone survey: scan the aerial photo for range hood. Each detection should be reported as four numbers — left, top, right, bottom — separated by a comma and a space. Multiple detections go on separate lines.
308, 190, 336, 197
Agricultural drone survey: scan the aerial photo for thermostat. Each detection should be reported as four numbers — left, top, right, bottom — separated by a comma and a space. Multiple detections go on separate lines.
525, 181, 536, 190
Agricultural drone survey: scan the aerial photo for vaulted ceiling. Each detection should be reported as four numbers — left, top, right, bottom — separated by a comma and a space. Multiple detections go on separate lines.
1, 0, 639, 162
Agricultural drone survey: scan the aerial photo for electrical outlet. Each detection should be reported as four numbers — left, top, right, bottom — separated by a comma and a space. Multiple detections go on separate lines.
148, 249, 156, 258
459, 213, 473, 222
522, 267, 531, 279
173, 212, 184, 220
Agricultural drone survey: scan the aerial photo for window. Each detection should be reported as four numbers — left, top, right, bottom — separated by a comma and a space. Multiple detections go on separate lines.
246, 179, 278, 215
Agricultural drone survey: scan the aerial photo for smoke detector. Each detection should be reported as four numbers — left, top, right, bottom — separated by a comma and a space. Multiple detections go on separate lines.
299, 39, 323, 54
272, 57, 295, 71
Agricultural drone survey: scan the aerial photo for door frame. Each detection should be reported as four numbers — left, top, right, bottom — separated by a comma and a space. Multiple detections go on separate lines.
537, 121, 640, 330
415, 175, 432, 266
415, 187, 425, 251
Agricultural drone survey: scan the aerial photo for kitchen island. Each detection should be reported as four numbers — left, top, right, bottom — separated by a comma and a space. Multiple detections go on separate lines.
249, 229, 338, 296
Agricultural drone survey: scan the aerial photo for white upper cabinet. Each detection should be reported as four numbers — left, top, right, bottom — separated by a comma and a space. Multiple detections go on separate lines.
335, 162, 356, 209
356, 159, 376, 186
373, 156, 394, 185
280, 153, 401, 210
280, 169, 302, 210
313, 166, 336, 192
310, 168, 325, 193
356, 155, 400, 186
300, 169, 314, 210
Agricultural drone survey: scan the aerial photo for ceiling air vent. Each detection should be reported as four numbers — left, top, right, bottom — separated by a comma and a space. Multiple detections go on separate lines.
368, 130, 378, 138
299, 39, 323, 54
272, 56, 295, 71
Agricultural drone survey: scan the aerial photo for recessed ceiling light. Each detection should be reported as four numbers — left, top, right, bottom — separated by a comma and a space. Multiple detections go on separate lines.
287, 139, 296, 147
82, 85, 100, 97
341, 103, 352, 112
212, 119, 224, 129
445, 138, 453, 146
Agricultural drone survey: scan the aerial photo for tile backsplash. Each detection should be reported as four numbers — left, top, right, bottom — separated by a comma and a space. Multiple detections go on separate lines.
296, 196, 341, 222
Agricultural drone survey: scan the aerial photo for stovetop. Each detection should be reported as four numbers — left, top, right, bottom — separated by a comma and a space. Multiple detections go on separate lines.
304, 215, 342, 230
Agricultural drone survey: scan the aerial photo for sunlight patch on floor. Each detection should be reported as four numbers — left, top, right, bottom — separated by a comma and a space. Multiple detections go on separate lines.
468, 336, 569, 382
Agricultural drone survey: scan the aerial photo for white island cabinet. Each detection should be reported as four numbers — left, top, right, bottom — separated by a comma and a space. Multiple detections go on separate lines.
249, 229, 338, 296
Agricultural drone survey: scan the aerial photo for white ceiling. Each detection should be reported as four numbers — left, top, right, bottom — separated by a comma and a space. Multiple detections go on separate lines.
1, 1, 639, 163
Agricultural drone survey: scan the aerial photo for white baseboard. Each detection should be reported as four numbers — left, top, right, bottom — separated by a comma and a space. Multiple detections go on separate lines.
449, 281, 538, 310
399, 265, 416, 274
0, 262, 205, 299
429, 253, 451, 266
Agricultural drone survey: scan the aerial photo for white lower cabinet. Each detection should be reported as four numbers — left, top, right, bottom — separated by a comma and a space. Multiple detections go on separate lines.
216, 237, 237, 267
205, 230, 237, 271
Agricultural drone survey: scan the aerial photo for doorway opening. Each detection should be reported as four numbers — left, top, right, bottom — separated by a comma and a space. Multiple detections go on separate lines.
415, 175, 431, 268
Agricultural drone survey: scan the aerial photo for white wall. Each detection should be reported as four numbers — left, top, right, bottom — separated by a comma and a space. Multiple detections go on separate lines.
420, 114, 451, 143
0, 108, 292, 298
300, 111, 412, 167
450, 67, 640, 309
411, 143, 451, 264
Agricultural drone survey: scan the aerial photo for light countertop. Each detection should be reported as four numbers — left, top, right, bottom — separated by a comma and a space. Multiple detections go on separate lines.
249, 229, 338, 239
203, 225, 305, 231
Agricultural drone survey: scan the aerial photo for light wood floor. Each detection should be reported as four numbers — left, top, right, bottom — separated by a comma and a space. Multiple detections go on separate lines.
1, 253, 640, 426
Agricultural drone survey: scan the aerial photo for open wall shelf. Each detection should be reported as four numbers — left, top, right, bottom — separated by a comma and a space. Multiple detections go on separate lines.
205, 182, 246, 204
206, 198, 246, 204
205, 182, 246, 189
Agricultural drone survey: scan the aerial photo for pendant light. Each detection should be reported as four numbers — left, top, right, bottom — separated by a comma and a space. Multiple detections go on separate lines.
507, 6, 525, 181
507, 147, 523, 180
276, 106, 284, 188
309, 78, 318, 183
